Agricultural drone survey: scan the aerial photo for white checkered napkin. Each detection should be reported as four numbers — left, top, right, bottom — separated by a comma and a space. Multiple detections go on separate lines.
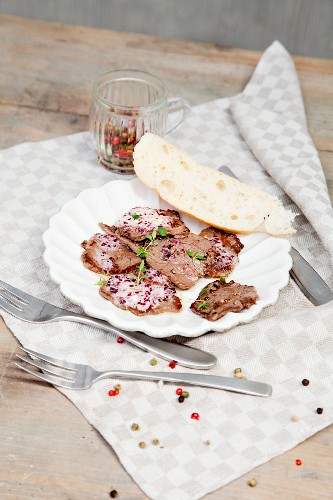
1, 41, 333, 500
230, 41, 333, 260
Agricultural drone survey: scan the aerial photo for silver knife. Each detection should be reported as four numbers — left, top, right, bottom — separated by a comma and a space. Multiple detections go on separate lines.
218, 166, 333, 306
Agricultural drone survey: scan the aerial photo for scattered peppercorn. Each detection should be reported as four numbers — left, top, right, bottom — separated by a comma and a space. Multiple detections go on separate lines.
152, 438, 159, 446
108, 389, 117, 397
291, 415, 299, 422
131, 423, 140, 431
302, 379, 310, 386
110, 490, 118, 498
191, 412, 200, 420
169, 361, 176, 369
296, 459, 302, 466
248, 478, 257, 487
316, 408, 323, 414
234, 372, 243, 379
139, 442, 146, 449
234, 368, 242, 374
176, 388, 183, 395
178, 395, 185, 403
150, 358, 157, 366
182, 391, 189, 398
114, 384, 121, 391
204, 440, 211, 446
117, 337, 124, 344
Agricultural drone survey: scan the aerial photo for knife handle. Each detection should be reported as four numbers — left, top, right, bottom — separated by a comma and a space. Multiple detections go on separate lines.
218, 165, 333, 306
289, 248, 333, 306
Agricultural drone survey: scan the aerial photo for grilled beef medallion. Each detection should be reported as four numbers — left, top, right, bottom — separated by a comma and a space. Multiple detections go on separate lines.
114, 207, 189, 241
191, 280, 259, 321
100, 269, 182, 316
100, 223, 243, 289
200, 227, 244, 278
81, 233, 141, 275
100, 224, 212, 290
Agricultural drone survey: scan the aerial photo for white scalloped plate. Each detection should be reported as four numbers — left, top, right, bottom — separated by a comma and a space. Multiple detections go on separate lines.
42, 178, 292, 338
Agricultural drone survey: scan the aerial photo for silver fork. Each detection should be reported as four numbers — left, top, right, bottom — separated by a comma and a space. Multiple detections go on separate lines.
15, 347, 272, 397
0, 279, 216, 370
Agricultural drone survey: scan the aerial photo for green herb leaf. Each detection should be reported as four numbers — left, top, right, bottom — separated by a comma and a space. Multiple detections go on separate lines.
194, 252, 206, 261
95, 277, 107, 286
136, 247, 148, 258
138, 260, 146, 272
220, 276, 226, 283
157, 226, 168, 237
186, 250, 194, 258
198, 288, 207, 297
127, 273, 137, 280
131, 214, 140, 219
197, 300, 209, 311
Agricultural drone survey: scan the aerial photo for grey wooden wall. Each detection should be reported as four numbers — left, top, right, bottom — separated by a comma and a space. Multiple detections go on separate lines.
1, 0, 332, 59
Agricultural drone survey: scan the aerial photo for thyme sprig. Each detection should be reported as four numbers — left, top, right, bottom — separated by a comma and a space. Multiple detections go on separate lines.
128, 260, 147, 285
136, 227, 168, 259
186, 250, 206, 268
196, 299, 210, 311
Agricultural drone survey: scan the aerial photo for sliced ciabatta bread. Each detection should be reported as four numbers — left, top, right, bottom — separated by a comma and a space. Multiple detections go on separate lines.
133, 133, 295, 236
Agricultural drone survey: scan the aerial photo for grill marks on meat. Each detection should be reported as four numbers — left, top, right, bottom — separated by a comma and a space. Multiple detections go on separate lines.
191, 280, 259, 321
81, 233, 141, 275
82, 208, 258, 320
100, 269, 182, 316
115, 207, 189, 241
100, 222, 245, 290
146, 234, 211, 289
200, 227, 244, 278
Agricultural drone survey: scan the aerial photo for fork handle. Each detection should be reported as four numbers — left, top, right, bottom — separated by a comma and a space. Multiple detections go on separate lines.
53, 311, 216, 370
96, 370, 272, 397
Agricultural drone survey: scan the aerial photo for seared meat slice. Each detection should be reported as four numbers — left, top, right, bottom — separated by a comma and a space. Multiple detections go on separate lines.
101, 224, 212, 290
81, 233, 141, 275
146, 233, 212, 289
100, 269, 182, 316
114, 207, 189, 241
200, 227, 244, 278
190, 280, 259, 321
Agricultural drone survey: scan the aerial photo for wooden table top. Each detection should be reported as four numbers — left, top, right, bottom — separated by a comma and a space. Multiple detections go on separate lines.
1, 13, 333, 500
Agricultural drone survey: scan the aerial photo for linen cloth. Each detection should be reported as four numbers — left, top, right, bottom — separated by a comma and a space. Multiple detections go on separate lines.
1, 41, 333, 499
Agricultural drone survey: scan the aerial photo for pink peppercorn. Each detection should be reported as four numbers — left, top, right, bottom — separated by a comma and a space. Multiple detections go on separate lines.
117, 337, 124, 344
169, 361, 176, 369
191, 412, 200, 420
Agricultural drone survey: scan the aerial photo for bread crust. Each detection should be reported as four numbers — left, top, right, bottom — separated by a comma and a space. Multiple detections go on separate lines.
133, 133, 296, 237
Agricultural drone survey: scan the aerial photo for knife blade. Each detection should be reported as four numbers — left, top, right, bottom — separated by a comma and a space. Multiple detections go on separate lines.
218, 165, 333, 306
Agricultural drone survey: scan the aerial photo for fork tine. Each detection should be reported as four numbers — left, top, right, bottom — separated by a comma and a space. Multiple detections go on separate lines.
0, 297, 25, 317
0, 279, 34, 304
16, 354, 77, 381
19, 346, 78, 370
14, 362, 76, 389
0, 289, 28, 310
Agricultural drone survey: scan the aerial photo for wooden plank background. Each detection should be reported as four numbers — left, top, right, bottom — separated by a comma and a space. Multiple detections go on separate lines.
0, 0, 333, 59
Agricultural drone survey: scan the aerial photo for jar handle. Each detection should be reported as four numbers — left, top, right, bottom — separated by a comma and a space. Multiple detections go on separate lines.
166, 97, 191, 136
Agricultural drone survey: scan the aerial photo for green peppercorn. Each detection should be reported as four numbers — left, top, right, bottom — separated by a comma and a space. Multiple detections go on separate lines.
131, 423, 140, 431
182, 391, 190, 398
152, 438, 159, 445
150, 358, 157, 366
